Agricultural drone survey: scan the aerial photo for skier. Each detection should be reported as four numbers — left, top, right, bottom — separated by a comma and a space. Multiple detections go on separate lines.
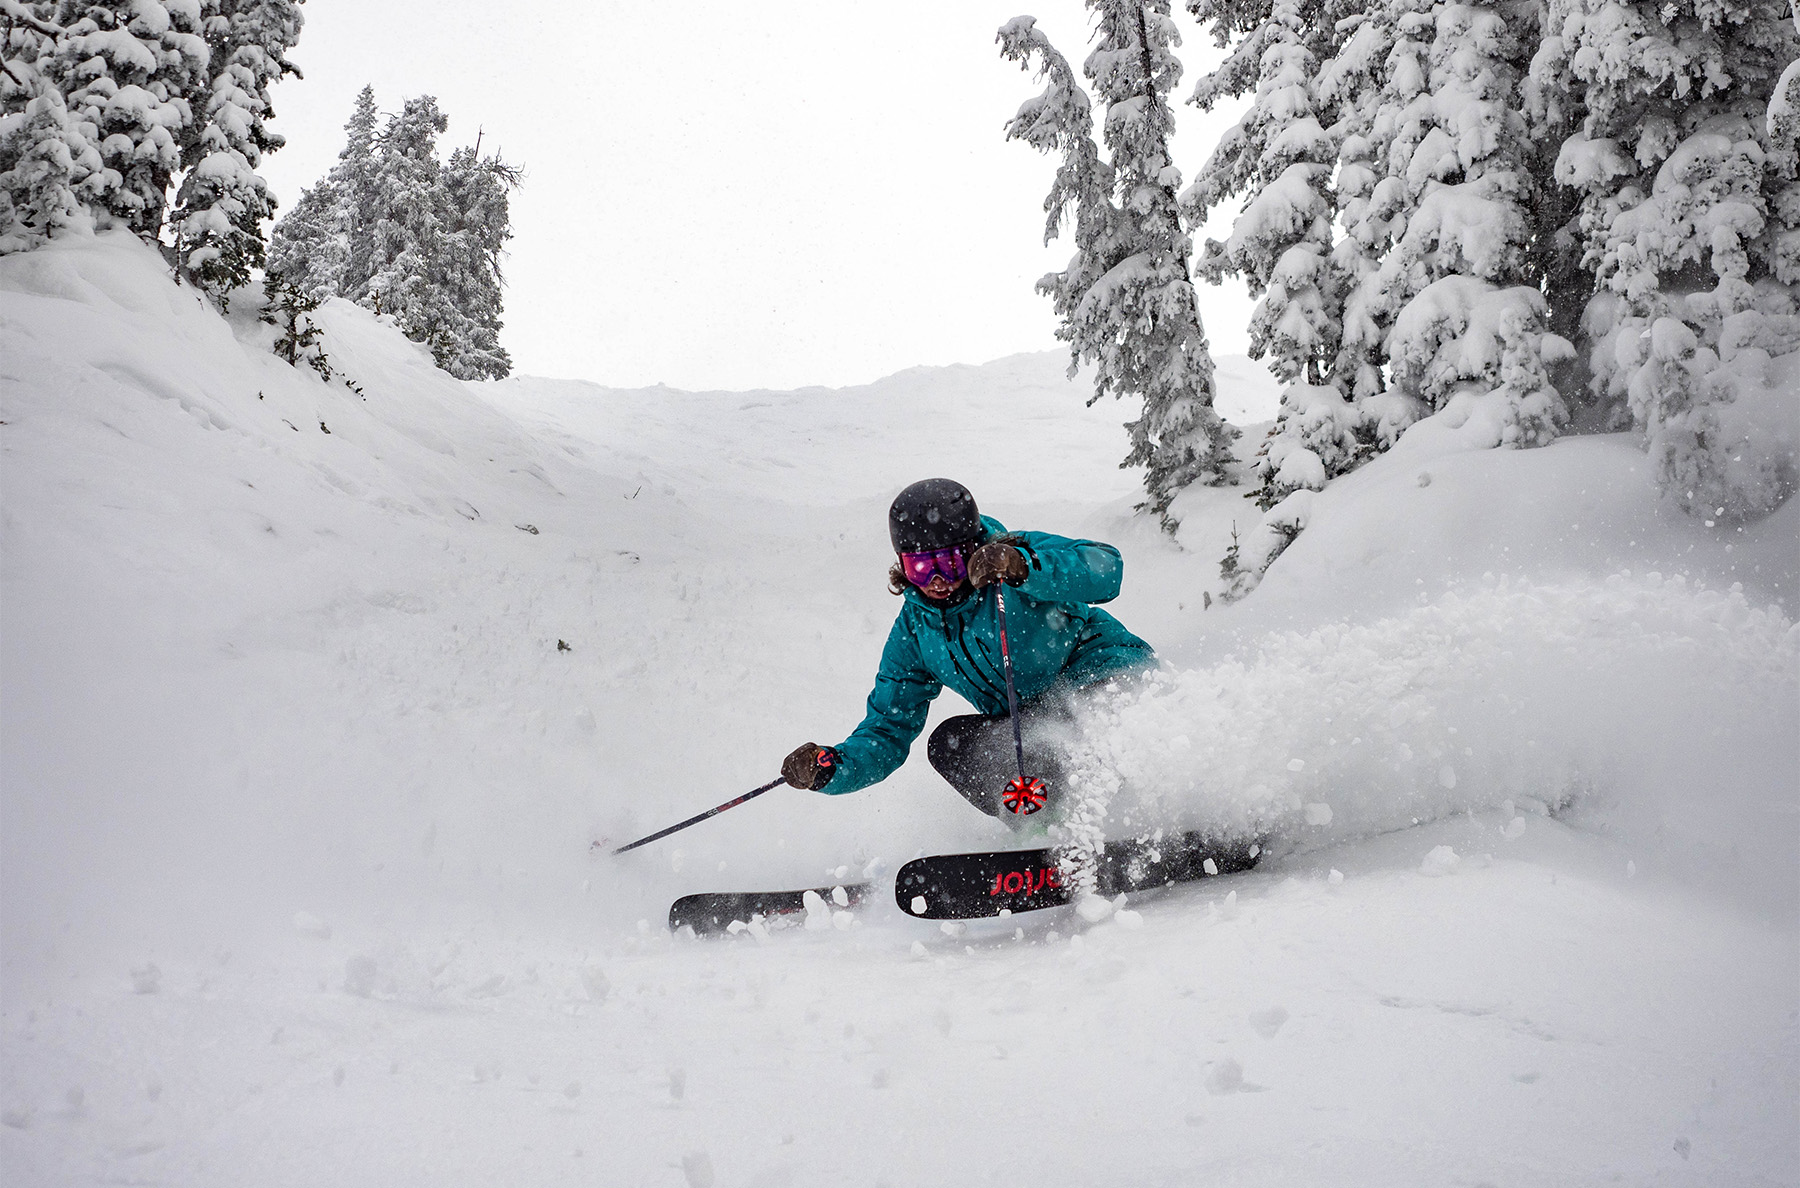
780, 478, 1156, 821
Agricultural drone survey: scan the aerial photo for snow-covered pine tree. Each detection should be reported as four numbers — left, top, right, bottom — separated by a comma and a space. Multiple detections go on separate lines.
432, 141, 517, 380
168, 0, 304, 301
1360, 0, 1570, 450
259, 268, 330, 377
1187, 0, 1361, 512
1088, 0, 1239, 526
266, 84, 377, 304
0, 0, 99, 252
267, 90, 520, 381
998, 14, 1116, 346
332, 83, 379, 302
1769, 4, 1800, 285
1536, 0, 1799, 518
364, 95, 447, 334
1317, 4, 1398, 406
263, 176, 342, 301
48, 0, 206, 240
1001, 2, 1237, 532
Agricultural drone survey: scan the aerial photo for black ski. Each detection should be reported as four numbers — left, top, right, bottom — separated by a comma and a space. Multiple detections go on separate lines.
669, 882, 870, 936
895, 834, 1261, 921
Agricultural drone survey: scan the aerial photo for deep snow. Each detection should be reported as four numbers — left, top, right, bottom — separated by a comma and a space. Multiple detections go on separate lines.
2, 233, 1796, 1186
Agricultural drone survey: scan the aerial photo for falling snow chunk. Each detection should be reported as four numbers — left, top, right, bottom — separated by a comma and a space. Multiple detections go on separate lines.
1076, 895, 1115, 923
909, 941, 928, 960
1205, 1058, 1245, 1095
1328, 869, 1344, 885
1304, 803, 1334, 826
1114, 908, 1144, 930
1250, 1006, 1289, 1039
832, 910, 855, 931
1503, 817, 1527, 840
939, 921, 966, 938
343, 954, 377, 998
292, 911, 331, 938
1627, 860, 1638, 878
831, 885, 850, 907
1420, 846, 1462, 876
1437, 765, 1458, 789
681, 1150, 714, 1188
803, 889, 831, 931
580, 964, 611, 1001
909, 895, 928, 915
467, 974, 508, 999
1203, 857, 1219, 876
1286, 758, 1306, 772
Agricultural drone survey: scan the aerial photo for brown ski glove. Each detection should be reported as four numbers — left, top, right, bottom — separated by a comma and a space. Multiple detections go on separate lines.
967, 541, 1028, 589
781, 742, 838, 791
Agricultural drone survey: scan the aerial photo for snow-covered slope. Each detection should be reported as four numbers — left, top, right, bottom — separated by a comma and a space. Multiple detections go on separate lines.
2, 234, 1795, 1186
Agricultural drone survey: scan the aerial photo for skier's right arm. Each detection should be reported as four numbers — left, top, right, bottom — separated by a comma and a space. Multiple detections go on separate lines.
820, 617, 941, 794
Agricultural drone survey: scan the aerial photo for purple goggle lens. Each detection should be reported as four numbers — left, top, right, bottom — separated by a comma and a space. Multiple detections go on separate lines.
899, 546, 969, 588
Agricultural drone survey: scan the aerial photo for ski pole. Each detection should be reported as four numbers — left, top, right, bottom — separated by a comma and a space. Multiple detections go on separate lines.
994, 585, 1047, 814
995, 584, 1028, 777
602, 775, 786, 856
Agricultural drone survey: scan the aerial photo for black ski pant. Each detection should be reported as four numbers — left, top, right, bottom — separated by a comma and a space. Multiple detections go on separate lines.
926, 695, 1077, 821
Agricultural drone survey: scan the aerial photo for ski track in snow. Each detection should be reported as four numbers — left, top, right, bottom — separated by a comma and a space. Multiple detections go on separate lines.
2, 234, 1796, 1187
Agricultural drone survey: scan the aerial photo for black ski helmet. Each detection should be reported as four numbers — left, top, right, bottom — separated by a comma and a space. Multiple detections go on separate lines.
888, 478, 982, 553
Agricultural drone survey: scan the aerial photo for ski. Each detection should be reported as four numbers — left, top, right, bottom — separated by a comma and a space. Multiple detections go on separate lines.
895, 834, 1261, 921
669, 882, 871, 936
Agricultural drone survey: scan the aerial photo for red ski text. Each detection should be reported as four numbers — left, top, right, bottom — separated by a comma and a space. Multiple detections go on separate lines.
989, 865, 1062, 897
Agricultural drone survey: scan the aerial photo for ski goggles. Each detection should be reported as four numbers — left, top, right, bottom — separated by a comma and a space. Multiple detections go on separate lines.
898, 545, 970, 588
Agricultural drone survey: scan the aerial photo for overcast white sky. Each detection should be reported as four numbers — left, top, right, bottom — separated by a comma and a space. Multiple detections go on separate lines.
259, 2, 1255, 392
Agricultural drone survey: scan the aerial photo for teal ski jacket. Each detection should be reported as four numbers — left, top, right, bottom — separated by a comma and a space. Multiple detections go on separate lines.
826, 516, 1155, 794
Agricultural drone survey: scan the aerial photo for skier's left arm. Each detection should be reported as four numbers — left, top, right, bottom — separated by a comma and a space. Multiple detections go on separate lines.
1006, 530, 1126, 605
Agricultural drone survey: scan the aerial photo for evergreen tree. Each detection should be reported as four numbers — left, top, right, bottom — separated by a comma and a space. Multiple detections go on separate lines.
0, 1, 97, 252
998, 15, 1115, 346
267, 89, 519, 381
169, 0, 304, 301
266, 84, 376, 303
1355, 0, 1569, 449
1000, 2, 1236, 532
1317, 4, 1399, 405
1766, 4, 1800, 289
3, 0, 304, 305
49, 0, 207, 238
364, 94, 447, 336
433, 141, 518, 380
1535, 0, 1798, 516
1188, 0, 1361, 510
